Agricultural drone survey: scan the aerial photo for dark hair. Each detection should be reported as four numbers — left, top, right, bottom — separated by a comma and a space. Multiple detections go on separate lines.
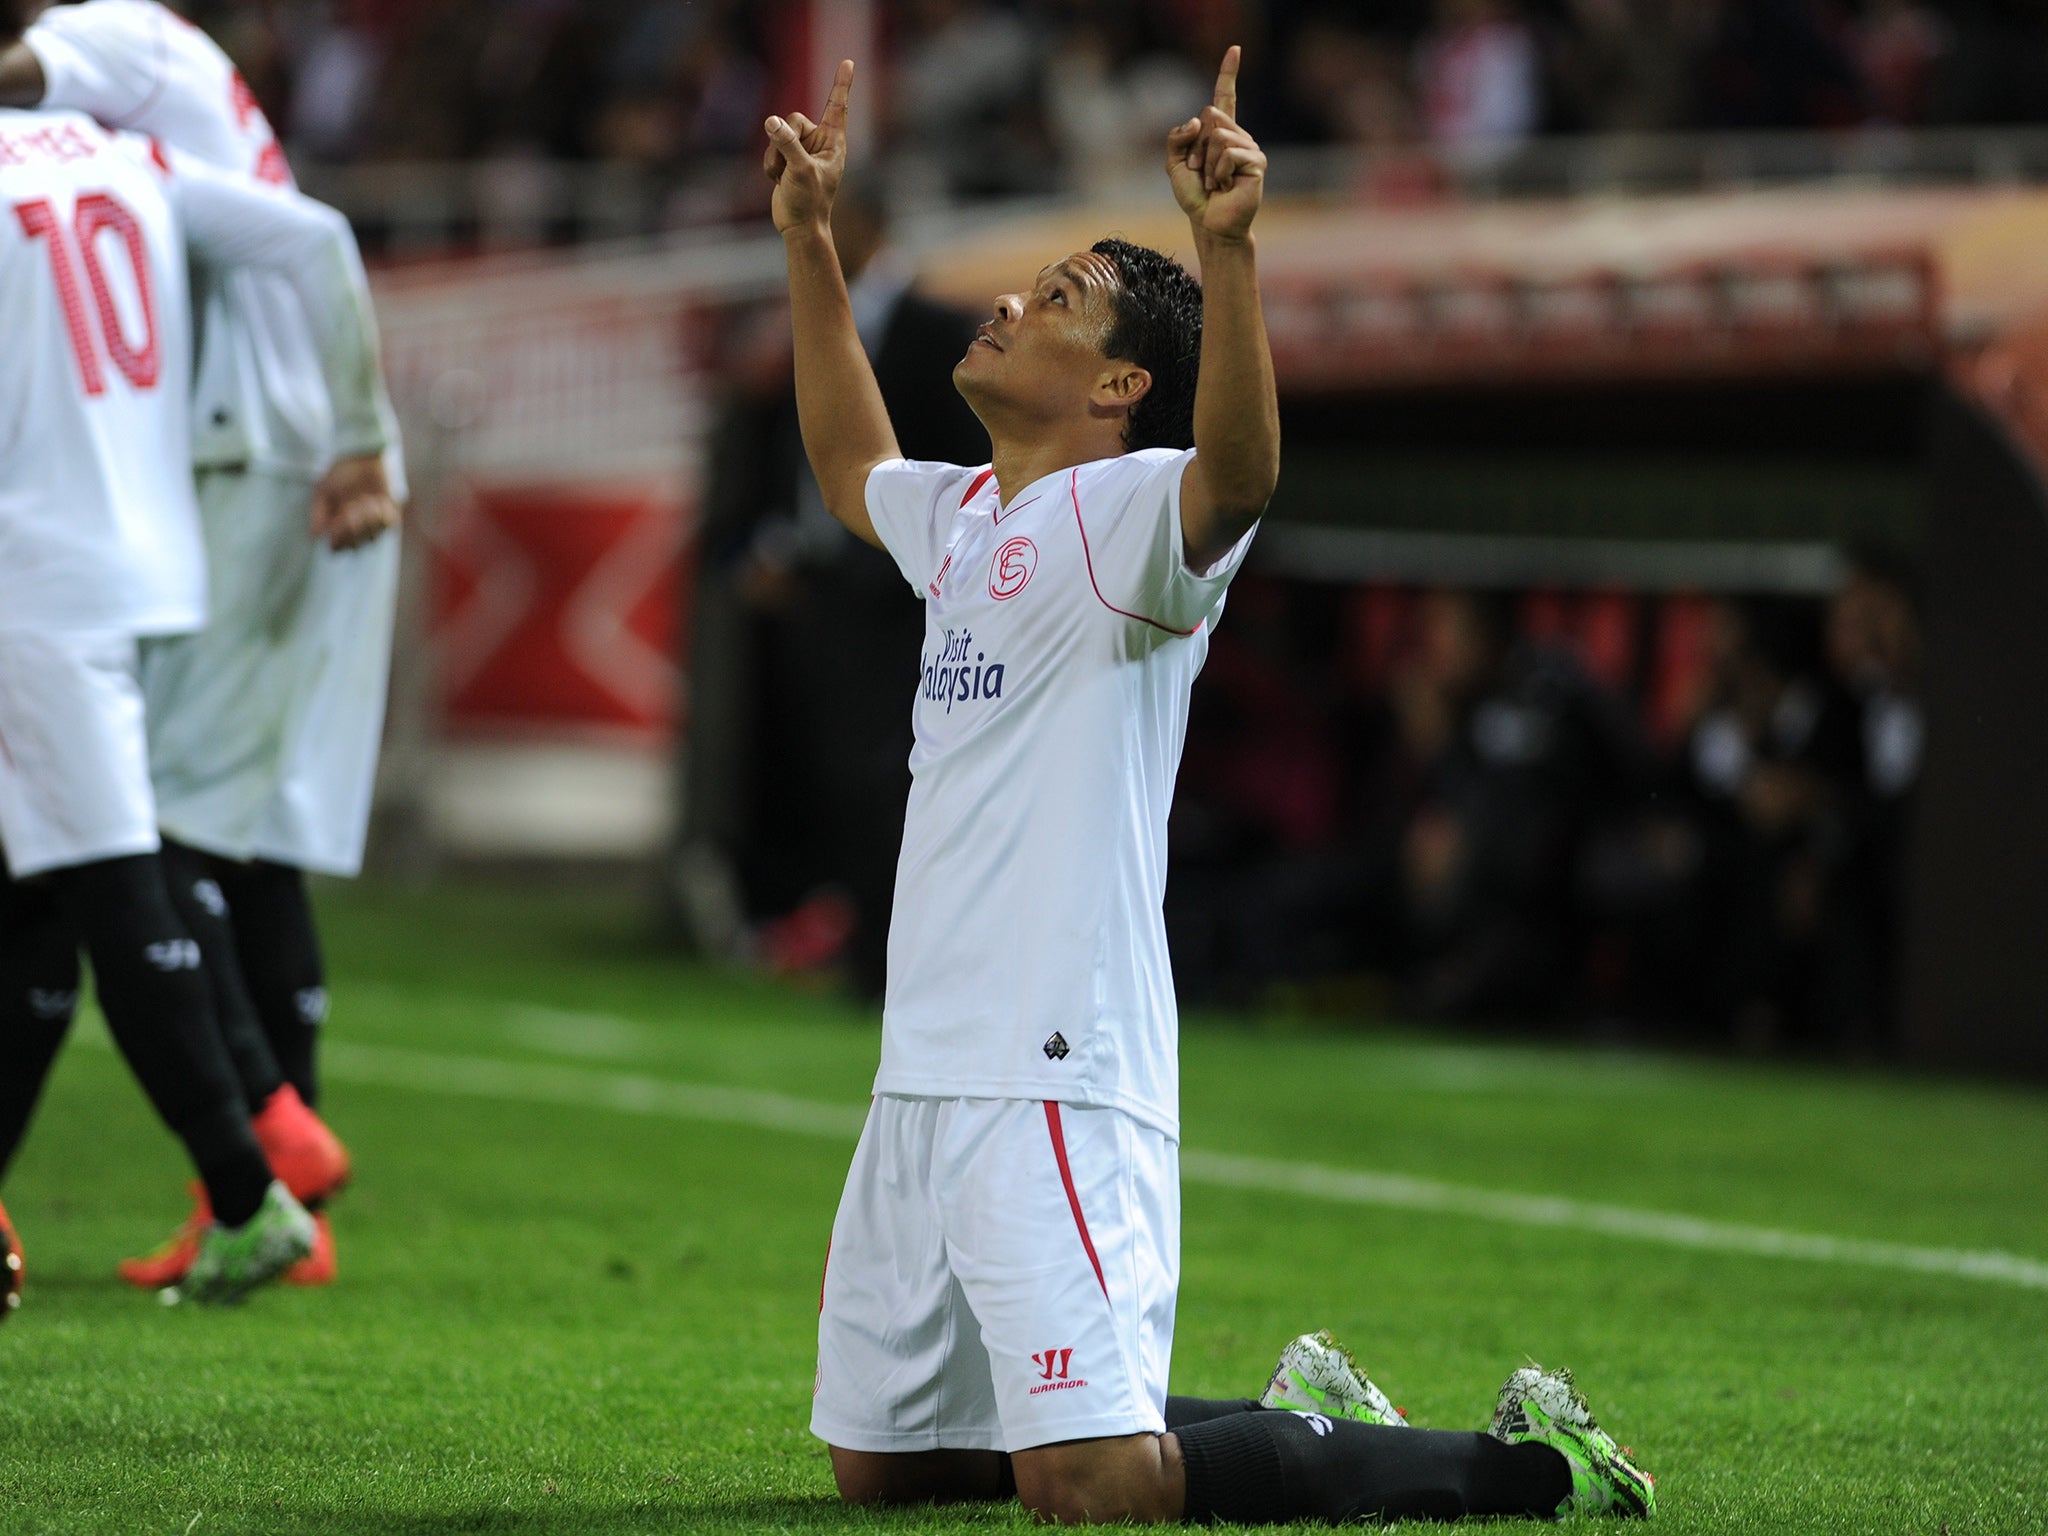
1091, 237, 1202, 452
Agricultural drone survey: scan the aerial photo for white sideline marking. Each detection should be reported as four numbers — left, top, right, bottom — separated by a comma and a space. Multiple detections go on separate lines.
309, 1040, 2048, 1294
323, 1041, 868, 1139
1178, 1151, 2048, 1291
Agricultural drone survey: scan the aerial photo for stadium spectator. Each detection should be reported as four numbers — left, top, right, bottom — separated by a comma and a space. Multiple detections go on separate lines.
1279, 9, 1450, 204
886, 0, 1051, 200
282, 0, 384, 162
1548, 0, 1709, 133
1855, 0, 1951, 125
1414, 0, 1543, 168
1042, 0, 1208, 198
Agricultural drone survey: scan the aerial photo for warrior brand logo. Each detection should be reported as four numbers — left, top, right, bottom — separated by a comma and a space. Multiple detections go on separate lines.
296, 987, 330, 1027
1042, 1031, 1070, 1061
192, 879, 228, 918
1029, 1348, 1087, 1395
921, 627, 1007, 714
145, 939, 202, 973
989, 537, 1038, 600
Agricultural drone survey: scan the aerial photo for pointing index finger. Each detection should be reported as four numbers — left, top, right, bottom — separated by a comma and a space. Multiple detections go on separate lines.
822, 58, 854, 133
1213, 44, 1240, 117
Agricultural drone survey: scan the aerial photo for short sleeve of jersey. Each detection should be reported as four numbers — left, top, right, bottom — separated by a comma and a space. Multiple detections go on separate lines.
865, 458, 981, 594
1072, 447, 1258, 635
28, 1, 167, 129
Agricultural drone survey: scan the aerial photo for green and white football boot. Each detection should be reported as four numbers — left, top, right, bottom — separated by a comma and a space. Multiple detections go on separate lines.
1259, 1331, 1407, 1427
164, 1181, 315, 1307
1490, 1363, 1656, 1518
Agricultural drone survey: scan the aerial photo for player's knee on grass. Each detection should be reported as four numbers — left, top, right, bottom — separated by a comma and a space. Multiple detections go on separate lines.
828, 1445, 1010, 1506
1011, 1431, 1184, 1526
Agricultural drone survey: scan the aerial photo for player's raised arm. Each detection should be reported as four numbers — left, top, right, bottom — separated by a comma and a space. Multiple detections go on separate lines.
764, 59, 900, 549
1168, 46, 1280, 571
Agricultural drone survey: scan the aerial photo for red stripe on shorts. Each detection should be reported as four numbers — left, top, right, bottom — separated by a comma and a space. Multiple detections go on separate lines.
1043, 1101, 1108, 1300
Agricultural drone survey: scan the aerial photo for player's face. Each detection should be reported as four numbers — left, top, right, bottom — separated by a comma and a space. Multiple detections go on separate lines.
954, 249, 1147, 425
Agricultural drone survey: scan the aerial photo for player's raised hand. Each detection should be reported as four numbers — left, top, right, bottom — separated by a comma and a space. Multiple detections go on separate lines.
310, 453, 401, 552
1166, 46, 1266, 242
764, 58, 853, 236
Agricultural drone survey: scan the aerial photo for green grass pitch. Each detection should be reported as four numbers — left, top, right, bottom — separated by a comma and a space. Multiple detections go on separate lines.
2, 878, 2044, 1534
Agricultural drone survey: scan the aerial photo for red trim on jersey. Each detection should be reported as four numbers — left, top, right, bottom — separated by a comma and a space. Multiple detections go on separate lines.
147, 138, 171, 175
818, 1235, 831, 1314
1043, 1101, 1108, 1300
960, 468, 996, 508
1068, 468, 1196, 636
993, 492, 1041, 525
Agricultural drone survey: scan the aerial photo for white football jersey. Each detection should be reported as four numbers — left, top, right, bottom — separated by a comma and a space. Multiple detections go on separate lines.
29, 0, 399, 484
0, 111, 203, 634
865, 449, 1257, 1138
0, 108, 389, 635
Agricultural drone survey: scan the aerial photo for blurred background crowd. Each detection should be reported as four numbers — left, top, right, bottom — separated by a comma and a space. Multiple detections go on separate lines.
184, 1, 2048, 199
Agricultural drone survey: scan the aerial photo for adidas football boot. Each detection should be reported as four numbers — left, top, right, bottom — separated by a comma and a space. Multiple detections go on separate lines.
1260, 1331, 1407, 1427
1490, 1363, 1655, 1517
163, 1181, 315, 1307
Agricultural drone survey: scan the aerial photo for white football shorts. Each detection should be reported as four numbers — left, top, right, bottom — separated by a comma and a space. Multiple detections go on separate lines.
141, 466, 399, 877
0, 629, 161, 878
811, 1094, 1180, 1455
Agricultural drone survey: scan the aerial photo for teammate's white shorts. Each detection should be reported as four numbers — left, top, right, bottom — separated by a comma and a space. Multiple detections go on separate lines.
141, 466, 399, 877
0, 629, 162, 878
811, 1095, 1180, 1455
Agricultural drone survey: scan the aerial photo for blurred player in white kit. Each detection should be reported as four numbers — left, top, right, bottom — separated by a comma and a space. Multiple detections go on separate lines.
0, 0, 403, 1302
0, 20, 393, 1305
0, 0, 406, 1288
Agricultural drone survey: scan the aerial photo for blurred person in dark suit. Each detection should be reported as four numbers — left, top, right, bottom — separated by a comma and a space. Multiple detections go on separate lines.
1673, 596, 1862, 1050
1817, 549, 1924, 1054
1391, 589, 1647, 1020
676, 173, 985, 997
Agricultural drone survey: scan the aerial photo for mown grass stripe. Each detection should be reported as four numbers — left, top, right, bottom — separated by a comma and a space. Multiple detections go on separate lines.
309, 1040, 2048, 1294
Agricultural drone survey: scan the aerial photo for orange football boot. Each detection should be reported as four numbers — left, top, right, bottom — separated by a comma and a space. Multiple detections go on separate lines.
283, 1212, 336, 1286
118, 1182, 211, 1288
251, 1085, 351, 1204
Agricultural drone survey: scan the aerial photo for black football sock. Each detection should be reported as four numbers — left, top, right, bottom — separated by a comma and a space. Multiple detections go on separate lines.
52, 856, 270, 1227
210, 859, 325, 1107
1175, 1410, 1571, 1524
1166, 1396, 1263, 1428
0, 870, 81, 1182
159, 840, 286, 1109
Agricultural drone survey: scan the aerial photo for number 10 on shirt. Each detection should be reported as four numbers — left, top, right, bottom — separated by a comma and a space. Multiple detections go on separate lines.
13, 193, 161, 397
